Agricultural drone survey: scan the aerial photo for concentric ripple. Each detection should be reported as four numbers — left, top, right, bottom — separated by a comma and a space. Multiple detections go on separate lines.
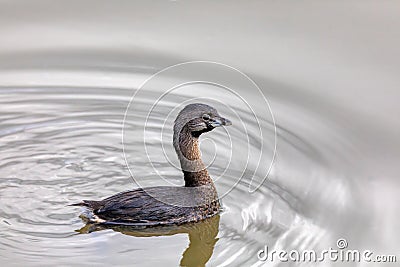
0, 68, 367, 266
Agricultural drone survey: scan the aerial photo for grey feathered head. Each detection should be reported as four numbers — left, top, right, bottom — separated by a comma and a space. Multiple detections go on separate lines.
172, 103, 232, 172
173, 103, 231, 137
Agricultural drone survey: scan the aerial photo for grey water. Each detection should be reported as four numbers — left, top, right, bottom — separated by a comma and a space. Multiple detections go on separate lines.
1, 1, 399, 267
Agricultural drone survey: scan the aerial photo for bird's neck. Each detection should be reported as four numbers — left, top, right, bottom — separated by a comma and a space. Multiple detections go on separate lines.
174, 125, 213, 187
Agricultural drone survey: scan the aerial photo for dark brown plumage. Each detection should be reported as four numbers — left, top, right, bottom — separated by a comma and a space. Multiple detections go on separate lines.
72, 103, 232, 226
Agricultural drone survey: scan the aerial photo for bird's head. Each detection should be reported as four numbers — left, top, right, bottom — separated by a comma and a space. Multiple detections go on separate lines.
174, 103, 232, 137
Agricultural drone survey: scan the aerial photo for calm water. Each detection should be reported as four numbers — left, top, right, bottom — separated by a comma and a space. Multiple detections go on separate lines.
1, 2, 399, 267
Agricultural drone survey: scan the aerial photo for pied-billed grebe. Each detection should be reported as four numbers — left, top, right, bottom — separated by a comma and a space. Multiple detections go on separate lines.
72, 103, 232, 226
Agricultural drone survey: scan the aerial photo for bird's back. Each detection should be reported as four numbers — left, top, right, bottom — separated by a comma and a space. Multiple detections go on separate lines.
74, 185, 220, 226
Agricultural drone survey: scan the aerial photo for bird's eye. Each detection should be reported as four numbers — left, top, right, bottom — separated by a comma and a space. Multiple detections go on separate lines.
202, 114, 211, 121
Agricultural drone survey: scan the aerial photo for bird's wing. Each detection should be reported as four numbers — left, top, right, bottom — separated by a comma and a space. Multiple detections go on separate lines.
94, 187, 196, 224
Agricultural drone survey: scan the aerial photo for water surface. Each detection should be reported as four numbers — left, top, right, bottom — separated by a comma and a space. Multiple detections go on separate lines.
1, 1, 399, 267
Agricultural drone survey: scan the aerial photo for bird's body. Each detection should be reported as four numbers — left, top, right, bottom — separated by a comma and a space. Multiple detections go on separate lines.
74, 185, 220, 226
72, 103, 231, 226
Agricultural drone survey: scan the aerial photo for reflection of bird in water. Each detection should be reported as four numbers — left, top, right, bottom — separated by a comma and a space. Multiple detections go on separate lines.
71, 103, 231, 226
77, 215, 220, 267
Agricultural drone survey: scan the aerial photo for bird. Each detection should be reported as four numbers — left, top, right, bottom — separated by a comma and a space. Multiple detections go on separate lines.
71, 103, 232, 226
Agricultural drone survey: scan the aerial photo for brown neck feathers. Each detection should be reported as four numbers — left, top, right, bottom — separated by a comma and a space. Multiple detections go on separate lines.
174, 125, 213, 187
